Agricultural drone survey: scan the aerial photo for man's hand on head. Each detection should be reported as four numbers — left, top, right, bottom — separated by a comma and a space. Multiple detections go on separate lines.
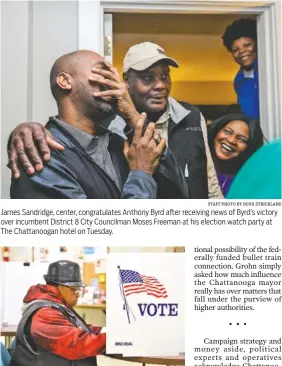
89, 61, 141, 128
8, 122, 64, 179
123, 113, 166, 176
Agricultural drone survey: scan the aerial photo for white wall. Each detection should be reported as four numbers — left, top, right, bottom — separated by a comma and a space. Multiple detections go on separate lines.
32, 1, 78, 122
1, 1, 29, 198
1, 1, 78, 198
3, 247, 33, 262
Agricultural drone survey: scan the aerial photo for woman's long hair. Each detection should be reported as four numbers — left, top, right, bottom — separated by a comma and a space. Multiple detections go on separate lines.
208, 113, 264, 175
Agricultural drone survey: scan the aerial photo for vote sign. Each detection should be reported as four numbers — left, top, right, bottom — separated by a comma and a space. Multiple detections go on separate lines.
107, 253, 185, 356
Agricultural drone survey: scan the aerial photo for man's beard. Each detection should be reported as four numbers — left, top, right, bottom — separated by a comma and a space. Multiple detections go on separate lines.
95, 98, 115, 115
81, 95, 116, 122
75, 83, 116, 121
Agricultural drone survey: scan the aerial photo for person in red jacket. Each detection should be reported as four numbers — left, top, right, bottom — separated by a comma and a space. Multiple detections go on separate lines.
10, 260, 106, 366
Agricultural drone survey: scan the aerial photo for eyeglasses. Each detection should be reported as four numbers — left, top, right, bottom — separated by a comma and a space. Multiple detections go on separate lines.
65, 286, 83, 295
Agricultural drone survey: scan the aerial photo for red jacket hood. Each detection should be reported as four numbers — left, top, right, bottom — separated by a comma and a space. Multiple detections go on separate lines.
23, 284, 67, 306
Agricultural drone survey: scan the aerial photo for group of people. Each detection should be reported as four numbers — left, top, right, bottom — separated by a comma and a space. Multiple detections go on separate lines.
7, 18, 274, 199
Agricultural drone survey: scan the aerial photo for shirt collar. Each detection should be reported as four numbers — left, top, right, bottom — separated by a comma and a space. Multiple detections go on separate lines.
165, 97, 190, 124
53, 116, 110, 151
155, 100, 171, 126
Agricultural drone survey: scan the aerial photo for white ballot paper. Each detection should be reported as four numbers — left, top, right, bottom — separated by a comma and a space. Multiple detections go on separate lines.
106, 253, 185, 356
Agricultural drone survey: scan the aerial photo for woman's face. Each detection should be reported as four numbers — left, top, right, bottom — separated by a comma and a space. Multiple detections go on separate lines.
231, 37, 257, 70
214, 120, 250, 161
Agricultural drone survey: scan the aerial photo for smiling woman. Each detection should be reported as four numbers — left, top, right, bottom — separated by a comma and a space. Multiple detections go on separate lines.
222, 18, 259, 120
214, 119, 249, 161
208, 113, 263, 196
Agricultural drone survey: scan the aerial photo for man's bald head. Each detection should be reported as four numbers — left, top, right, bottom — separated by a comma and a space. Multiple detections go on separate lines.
50, 50, 102, 102
49, 50, 115, 122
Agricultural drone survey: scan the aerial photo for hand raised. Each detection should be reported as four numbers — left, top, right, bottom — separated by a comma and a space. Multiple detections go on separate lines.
89, 61, 140, 127
123, 113, 166, 175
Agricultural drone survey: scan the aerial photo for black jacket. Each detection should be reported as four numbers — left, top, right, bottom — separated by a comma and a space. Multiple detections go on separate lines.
167, 101, 208, 198
10, 300, 97, 366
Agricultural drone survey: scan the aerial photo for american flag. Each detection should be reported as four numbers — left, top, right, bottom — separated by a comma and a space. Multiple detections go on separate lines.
119, 269, 168, 298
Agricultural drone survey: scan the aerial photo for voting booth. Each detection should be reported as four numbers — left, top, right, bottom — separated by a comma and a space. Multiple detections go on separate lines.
1, 262, 49, 326
106, 253, 185, 356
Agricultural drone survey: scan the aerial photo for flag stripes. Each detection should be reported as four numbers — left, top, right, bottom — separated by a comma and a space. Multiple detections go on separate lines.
120, 269, 168, 298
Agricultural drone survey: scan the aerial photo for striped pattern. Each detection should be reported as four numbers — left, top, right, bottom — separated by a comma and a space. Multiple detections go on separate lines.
120, 269, 168, 298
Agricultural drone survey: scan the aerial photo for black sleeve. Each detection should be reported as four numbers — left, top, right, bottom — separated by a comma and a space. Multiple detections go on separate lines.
10, 152, 87, 199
